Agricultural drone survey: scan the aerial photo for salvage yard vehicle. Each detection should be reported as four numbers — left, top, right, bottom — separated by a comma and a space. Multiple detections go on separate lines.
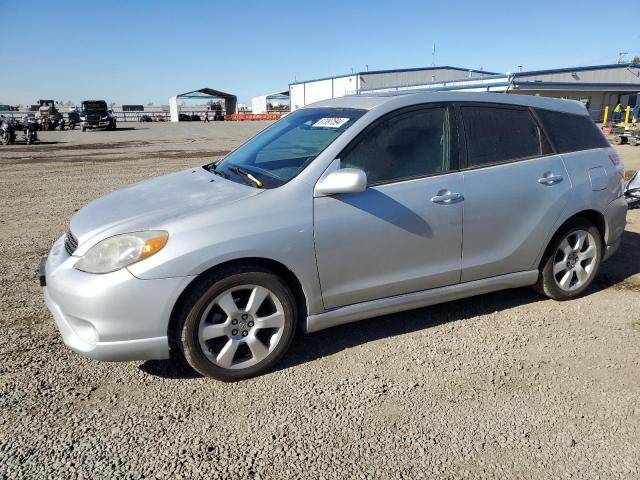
67, 108, 80, 130
40, 92, 627, 381
1, 116, 16, 145
79, 100, 116, 131
34, 99, 64, 130
22, 115, 38, 144
626, 171, 640, 209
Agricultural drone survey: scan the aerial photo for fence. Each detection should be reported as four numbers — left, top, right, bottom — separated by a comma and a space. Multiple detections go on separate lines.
0, 110, 226, 122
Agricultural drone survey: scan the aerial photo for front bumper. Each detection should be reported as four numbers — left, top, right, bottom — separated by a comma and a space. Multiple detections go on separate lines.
80, 120, 111, 128
42, 235, 194, 361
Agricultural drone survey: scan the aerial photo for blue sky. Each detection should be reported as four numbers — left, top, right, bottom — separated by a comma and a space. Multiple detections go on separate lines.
1, 0, 638, 106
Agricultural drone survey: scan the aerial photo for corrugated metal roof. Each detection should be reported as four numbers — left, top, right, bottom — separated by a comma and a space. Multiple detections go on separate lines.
289, 66, 497, 86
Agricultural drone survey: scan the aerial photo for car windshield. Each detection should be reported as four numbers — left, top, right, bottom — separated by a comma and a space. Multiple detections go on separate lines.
210, 107, 365, 188
82, 102, 107, 111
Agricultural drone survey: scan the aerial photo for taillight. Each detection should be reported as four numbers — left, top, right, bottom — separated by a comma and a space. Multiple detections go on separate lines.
608, 151, 621, 167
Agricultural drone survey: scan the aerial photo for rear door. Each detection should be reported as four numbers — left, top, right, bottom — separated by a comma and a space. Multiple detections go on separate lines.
457, 103, 572, 282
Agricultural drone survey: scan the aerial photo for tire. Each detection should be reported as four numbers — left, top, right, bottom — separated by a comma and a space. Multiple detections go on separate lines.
629, 137, 638, 147
1, 133, 8, 145
81, 126, 86, 132
176, 265, 297, 381
534, 218, 602, 300
612, 136, 623, 145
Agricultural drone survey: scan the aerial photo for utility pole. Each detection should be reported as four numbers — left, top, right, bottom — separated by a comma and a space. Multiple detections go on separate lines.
431, 42, 436, 67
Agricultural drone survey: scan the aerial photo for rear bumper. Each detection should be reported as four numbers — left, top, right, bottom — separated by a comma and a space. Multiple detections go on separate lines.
42, 235, 195, 362
603, 195, 628, 261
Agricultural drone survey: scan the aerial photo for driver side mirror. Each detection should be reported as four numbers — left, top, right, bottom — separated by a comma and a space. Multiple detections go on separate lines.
315, 168, 367, 196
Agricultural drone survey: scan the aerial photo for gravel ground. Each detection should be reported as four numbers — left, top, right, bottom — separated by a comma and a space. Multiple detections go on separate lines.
1, 123, 639, 479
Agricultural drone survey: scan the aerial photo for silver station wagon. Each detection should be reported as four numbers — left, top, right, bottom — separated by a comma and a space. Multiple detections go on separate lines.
40, 92, 627, 381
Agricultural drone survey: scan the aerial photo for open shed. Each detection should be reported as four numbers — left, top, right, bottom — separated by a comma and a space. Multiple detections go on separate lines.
169, 88, 237, 122
251, 90, 290, 114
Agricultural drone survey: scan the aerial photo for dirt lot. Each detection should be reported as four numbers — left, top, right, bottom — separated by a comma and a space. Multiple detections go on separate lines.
0, 123, 639, 479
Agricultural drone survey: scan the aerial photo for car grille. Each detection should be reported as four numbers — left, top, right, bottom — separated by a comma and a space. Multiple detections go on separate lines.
64, 230, 78, 255
87, 114, 100, 122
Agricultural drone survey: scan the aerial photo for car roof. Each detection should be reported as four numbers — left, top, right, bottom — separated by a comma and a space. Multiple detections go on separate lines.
306, 91, 588, 116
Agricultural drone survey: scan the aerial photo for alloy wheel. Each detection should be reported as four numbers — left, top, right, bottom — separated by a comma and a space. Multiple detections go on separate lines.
552, 229, 598, 292
197, 284, 286, 369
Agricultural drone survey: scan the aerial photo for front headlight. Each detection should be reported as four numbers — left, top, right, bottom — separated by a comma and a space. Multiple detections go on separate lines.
79, 115, 87, 120
74, 231, 168, 274
101, 115, 108, 120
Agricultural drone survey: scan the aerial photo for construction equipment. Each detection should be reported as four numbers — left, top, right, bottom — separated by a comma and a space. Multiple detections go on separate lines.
605, 125, 640, 146
34, 100, 64, 130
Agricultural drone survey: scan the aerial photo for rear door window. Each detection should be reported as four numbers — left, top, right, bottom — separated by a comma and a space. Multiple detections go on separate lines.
534, 108, 609, 153
460, 105, 551, 167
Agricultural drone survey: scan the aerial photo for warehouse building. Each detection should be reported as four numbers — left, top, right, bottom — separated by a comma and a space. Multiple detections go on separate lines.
290, 66, 494, 111
290, 63, 640, 120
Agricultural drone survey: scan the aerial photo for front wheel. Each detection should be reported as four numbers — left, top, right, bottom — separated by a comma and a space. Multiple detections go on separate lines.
534, 219, 602, 300
177, 267, 297, 381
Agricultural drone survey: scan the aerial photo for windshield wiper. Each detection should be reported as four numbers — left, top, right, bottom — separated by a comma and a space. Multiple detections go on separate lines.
206, 163, 227, 179
227, 165, 263, 188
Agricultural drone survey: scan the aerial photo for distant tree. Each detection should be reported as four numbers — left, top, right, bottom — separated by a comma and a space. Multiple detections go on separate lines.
109, 102, 116, 108
632, 56, 640, 65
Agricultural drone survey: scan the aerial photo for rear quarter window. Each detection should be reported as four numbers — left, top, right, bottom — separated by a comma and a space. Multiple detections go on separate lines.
534, 108, 609, 153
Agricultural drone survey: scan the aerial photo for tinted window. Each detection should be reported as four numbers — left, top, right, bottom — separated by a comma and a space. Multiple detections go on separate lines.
215, 108, 364, 188
535, 108, 609, 153
461, 106, 551, 167
341, 107, 450, 185
82, 101, 107, 111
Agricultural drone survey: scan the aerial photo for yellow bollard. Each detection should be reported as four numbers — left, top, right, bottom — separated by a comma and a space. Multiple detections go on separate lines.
625, 105, 631, 125
603, 105, 609, 124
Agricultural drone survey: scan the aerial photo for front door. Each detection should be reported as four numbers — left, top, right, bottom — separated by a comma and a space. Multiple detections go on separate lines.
313, 104, 464, 309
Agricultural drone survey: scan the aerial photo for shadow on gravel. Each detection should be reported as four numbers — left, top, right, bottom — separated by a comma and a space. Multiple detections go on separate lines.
594, 229, 640, 291
139, 356, 202, 379
139, 287, 545, 380
139, 230, 640, 380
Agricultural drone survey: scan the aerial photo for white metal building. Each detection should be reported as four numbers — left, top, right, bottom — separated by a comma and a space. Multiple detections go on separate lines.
290, 64, 640, 120
289, 66, 495, 111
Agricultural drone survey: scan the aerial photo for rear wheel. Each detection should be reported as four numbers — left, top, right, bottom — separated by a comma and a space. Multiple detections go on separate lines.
535, 218, 602, 300
177, 266, 297, 381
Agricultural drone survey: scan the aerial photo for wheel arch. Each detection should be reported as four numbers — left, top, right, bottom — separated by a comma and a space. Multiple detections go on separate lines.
167, 257, 308, 352
537, 209, 606, 269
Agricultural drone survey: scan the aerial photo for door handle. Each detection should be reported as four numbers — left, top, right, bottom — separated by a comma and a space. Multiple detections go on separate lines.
538, 174, 563, 186
431, 192, 464, 204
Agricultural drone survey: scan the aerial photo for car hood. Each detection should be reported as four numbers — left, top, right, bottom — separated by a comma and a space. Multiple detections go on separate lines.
70, 168, 261, 246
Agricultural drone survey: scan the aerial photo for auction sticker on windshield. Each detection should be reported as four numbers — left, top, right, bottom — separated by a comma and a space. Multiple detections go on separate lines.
312, 117, 350, 128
